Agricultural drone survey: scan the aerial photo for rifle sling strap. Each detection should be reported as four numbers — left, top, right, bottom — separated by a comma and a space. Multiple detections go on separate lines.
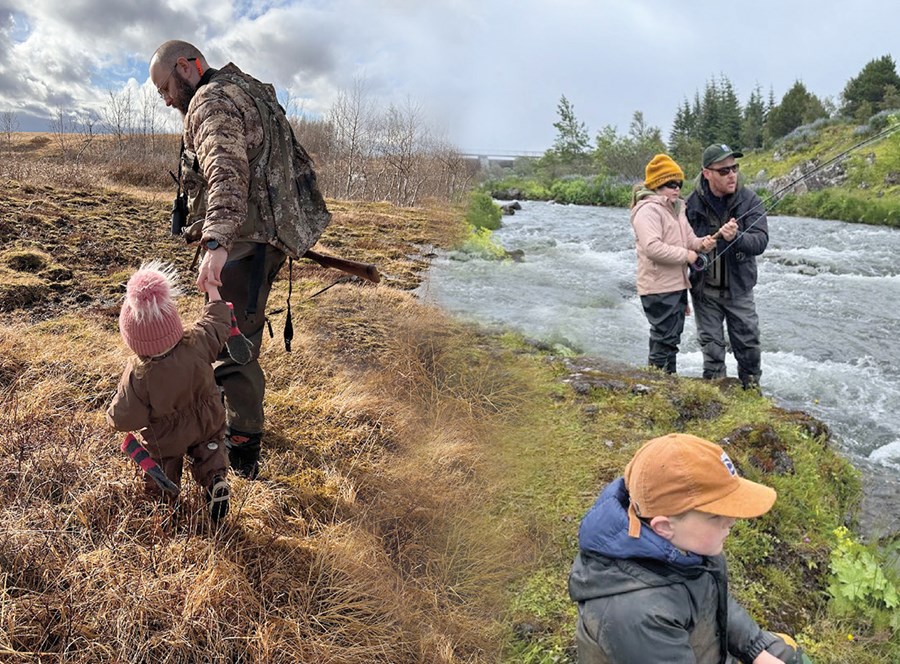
284, 258, 293, 352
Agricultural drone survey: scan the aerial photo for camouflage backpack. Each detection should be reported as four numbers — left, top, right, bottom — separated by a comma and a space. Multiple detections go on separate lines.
181, 64, 331, 258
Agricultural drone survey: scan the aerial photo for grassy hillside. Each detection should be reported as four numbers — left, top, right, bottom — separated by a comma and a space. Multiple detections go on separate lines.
0, 143, 896, 662
741, 117, 900, 225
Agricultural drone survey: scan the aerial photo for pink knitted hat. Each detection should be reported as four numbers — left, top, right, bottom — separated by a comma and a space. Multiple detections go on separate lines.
119, 262, 184, 357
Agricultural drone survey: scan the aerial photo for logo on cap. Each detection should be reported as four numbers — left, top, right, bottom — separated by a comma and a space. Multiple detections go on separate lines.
720, 451, 737, 476
720, 144, 729, 151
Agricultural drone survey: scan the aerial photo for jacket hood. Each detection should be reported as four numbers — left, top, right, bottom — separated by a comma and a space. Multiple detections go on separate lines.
632, 190, 683, 217
569, 478, 706, 603
578, 478, 703, 566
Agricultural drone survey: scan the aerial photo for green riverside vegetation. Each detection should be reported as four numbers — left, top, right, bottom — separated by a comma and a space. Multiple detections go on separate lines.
480, 348, 899, 663
486, 113, 900, 228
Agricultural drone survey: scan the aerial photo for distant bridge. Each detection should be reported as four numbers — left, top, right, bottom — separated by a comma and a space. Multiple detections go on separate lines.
459, 149, 543, 169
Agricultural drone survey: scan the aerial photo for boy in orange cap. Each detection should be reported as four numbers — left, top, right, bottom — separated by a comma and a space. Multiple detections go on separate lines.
568, 433, 811, 663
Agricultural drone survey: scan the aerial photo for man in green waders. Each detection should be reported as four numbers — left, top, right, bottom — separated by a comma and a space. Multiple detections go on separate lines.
149, 40, 331, 479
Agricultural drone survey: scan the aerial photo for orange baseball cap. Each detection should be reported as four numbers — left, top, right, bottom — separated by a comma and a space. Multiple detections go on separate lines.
624, 433, 777, 538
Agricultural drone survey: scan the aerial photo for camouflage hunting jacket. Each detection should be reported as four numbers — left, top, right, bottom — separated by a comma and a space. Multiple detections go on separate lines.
180, 63, 331, 257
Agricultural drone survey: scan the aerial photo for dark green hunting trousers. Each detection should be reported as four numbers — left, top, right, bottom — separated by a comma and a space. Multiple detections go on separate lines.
215, 241, 287, 435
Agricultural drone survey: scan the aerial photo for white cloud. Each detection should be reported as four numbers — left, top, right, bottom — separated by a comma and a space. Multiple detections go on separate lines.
0, 0, 898, 150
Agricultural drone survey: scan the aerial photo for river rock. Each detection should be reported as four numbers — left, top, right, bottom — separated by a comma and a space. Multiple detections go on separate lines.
856, 461, 900, 543
500, 201, 523, 215
883, 171, 900, 186
505, 249, 525, 262
767, 159, 847, 194
570, 380, 592, 395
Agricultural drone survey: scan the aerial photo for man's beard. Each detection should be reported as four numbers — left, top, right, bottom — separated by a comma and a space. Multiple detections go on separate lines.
171, 71, 196, 116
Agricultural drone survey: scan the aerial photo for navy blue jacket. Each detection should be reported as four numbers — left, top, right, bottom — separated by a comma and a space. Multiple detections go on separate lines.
685, 178, 768, 297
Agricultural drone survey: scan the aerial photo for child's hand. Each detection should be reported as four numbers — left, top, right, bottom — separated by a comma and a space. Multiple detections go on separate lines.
205, 283, 222, 302
753, 651, 787, 664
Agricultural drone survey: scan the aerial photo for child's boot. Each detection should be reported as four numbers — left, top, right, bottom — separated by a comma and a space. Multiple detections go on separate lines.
207, 474, 230, 523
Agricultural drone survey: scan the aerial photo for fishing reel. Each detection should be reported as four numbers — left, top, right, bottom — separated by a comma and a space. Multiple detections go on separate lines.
691, 253, 711, 272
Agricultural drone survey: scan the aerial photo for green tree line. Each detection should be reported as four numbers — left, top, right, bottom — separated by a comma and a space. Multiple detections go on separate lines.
489, 54, 900, 209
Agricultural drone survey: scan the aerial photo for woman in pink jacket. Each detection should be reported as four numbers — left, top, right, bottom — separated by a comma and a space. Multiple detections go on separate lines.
631, 154, 715, 374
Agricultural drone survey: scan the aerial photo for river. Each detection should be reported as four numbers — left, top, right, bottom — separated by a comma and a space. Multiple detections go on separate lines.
418, 201, 900, 534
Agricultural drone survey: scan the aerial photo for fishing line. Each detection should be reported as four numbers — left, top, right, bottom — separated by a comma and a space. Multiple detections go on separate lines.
692, 120, 900, 272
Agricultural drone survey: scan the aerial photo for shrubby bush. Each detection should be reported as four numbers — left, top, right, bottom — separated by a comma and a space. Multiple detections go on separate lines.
775, 117, 842, 154
828, 526, 900, 632
866, 108, 900, 131
776, 190, 900, 226
549, 177, 594, 205
488, 174, 631, 207
465, 191, 502, 230
458, 226, 507, 260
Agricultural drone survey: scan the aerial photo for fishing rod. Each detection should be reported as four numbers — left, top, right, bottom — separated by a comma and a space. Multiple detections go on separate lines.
691, 119, 900, 272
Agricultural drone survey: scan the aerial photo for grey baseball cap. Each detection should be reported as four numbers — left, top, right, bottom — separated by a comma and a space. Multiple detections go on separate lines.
702, 143, 744, 168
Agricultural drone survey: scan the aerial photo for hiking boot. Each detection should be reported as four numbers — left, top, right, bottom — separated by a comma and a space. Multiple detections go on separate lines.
227, 430, 261, 480
207, 475, 230, 523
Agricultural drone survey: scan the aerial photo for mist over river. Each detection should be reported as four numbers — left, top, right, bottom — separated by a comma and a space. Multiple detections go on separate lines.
419, 201, 900, 501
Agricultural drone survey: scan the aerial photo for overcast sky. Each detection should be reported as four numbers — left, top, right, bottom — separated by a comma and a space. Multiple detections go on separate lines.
1, 0, 898, 154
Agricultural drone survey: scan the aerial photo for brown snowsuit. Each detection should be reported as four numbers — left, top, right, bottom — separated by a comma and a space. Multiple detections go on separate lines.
107, 301, 231, 491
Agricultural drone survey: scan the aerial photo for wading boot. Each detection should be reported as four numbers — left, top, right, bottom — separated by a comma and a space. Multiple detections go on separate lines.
741, 374, 762, 394
227, 430, 261, 480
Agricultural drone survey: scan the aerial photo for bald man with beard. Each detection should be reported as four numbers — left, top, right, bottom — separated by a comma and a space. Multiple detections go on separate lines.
149, 40, 330, 479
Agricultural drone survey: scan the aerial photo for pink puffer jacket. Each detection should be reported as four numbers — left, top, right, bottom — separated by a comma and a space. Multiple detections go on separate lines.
630, 193, 704, 296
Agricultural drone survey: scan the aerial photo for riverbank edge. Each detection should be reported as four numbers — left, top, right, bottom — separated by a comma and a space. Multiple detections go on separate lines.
487, 177, 900, 228
420, 219, 898, 661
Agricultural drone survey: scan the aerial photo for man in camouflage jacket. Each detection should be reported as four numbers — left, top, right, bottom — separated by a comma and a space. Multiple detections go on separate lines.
149, 40, 330, 478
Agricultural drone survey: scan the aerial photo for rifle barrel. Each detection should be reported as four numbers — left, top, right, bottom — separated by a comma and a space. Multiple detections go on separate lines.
303, 249, 380, 283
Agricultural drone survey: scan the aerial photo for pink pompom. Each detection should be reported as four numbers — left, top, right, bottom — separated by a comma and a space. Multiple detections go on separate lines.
119, 261, 184, 357
124, 261, 182, 323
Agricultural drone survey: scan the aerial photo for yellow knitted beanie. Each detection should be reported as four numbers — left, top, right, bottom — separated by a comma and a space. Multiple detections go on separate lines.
644, 154, 685, 190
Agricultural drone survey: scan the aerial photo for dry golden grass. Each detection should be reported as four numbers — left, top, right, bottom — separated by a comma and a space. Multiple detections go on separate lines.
0, 158, 522, 662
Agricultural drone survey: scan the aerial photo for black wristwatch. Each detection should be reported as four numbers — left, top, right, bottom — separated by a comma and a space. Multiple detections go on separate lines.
205, 239, 221, 251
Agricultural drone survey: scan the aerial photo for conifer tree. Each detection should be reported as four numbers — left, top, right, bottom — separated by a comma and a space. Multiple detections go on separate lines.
741, 84, 766, 149
841, 55, 900, 119
669, 98, 702, 168
698, 79, 720, 145
551, 95, 591, 162
668, 99, 691, 148
716, 76, 742, 147
766, 81, 827, 140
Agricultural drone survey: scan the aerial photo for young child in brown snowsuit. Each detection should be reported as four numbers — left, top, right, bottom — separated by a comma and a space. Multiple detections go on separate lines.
107, 261, 233, 522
